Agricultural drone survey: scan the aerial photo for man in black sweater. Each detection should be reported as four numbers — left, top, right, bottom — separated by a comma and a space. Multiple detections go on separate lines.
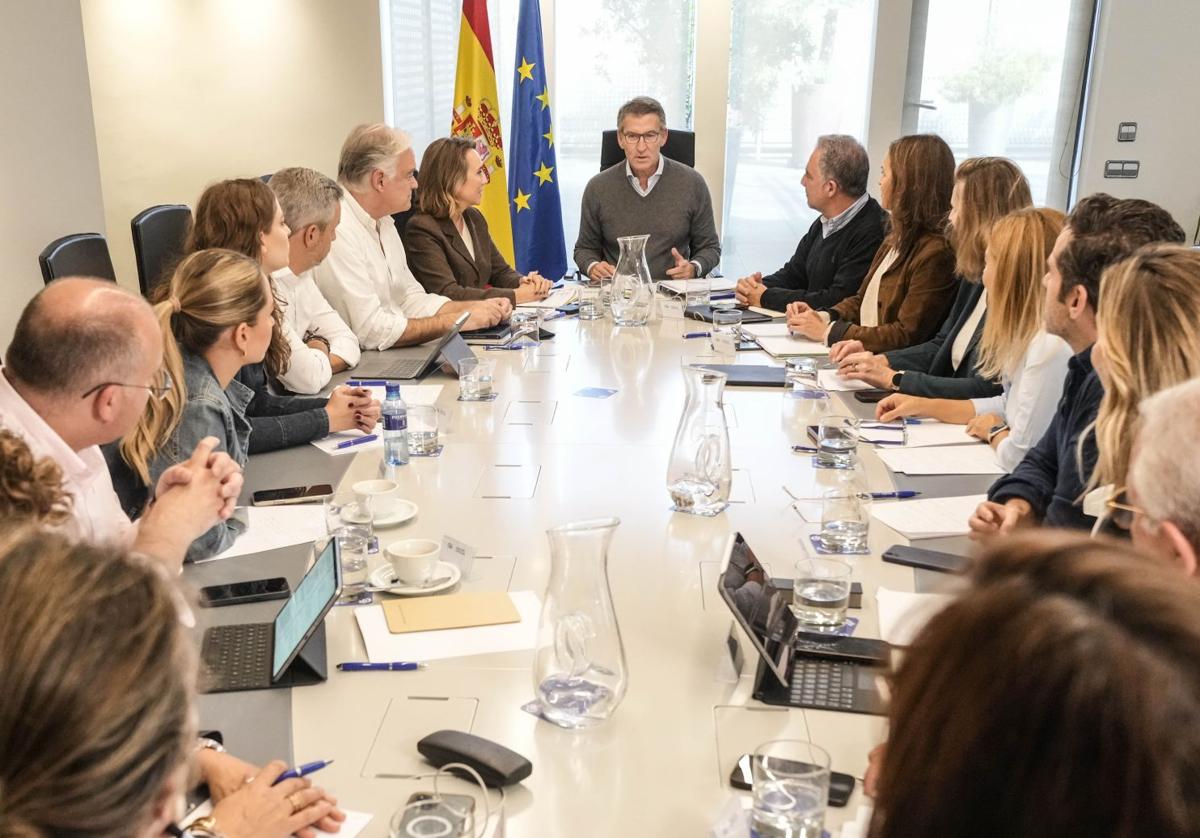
735, 135, 886, 312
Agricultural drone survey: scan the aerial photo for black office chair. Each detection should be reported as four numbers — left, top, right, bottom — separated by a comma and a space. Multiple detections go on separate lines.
38, 233, 117, 285
599, 128, 696, 170
131, 204, 193, 298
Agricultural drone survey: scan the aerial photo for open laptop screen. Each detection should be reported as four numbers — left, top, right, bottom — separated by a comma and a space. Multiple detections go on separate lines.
272, 538, 342, 680
716, 532, 799, 688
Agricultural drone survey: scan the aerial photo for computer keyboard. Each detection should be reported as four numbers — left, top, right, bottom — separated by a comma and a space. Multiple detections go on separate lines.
370, 357, 426, 380
789, 659, 858, 711
201, 622, 273, 692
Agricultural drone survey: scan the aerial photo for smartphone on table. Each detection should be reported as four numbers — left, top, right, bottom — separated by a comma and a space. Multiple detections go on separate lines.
199, 577, 290, 608
251, 484, 334, 506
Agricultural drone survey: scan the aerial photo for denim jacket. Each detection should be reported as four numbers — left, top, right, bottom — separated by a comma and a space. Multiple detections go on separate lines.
153, 352, 253, 560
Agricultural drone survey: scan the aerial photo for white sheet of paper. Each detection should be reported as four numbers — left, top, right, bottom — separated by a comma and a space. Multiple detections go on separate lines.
182, 802, 373, 838
877, 445, 1004, 475
876, 587, 956, 646
756, 336, 830, 357
740, 322, 792, 338
200, 505, 326, 562
659, 277, 738, 295
860, 420, 980, 448
515, 285, 579, 309
354, 590, 541, 662
870, 494, 986, 538
817, 369, 873, 391
309, 429, 383, 457
351, 383, 443, 407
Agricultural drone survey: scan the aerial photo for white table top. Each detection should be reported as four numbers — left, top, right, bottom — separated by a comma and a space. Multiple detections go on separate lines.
186, 308, 991, 836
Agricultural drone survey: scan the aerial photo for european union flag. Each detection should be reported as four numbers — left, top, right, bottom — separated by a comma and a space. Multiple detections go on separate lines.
507, 0, 567, 279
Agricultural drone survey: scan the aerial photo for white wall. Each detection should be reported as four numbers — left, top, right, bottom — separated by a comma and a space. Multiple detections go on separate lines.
1075, 0, 1200, 238
0, 1, 107, 349
79, 0, 386, 290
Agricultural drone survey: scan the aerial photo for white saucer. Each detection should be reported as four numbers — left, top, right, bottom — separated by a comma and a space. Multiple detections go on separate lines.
369, 560, 461, 596
347, 498, 418, 528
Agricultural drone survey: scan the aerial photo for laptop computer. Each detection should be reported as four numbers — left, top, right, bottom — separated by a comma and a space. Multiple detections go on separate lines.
200, 538, 343, 693
352, 312, 475, 379
717, 532, 889, 715
685, 304, 774, 324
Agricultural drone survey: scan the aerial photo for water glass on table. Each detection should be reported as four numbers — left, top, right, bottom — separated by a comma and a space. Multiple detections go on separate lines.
710, 308, 742, 355
578, 283, 603, 320
323, 492, 373, 599
684, 276, 710, 310
510, 309, 540, 348
406, 404, 440, 455
817, 489, 870, 553
815, 415, 860, 468
785, 357, 819, 388
750, 740, 831, 838
457, 357, 496, 401
792, 557, 852, 632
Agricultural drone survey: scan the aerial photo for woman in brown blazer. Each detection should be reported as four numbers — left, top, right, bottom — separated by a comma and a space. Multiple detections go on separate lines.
786, 134, 958, 353
405, 136, 552, 305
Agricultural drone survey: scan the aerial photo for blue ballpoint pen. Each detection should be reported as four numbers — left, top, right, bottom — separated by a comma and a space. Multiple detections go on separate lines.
273, 760, 333, 785
862, 418, 922, 427
337, 661, 426, 671
543, 311, 567, 321
791, 444, 819, 453
346, 379, 387, 387
871, 490, 923, 499
683, 331, 712, 339
334, 433, 378, 449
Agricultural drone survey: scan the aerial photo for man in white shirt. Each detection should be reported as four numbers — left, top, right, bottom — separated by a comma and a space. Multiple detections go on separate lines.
267, 167, 362, 394
0, 278, 243, 569
314, 123, 508, 349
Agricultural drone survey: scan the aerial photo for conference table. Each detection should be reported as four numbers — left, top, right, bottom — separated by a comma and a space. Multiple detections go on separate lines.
186, 302, 992, 836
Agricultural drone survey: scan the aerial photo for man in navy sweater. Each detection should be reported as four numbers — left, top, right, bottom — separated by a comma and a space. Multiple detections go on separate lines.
734, 135, 886, 312
969, 194, 1185, 534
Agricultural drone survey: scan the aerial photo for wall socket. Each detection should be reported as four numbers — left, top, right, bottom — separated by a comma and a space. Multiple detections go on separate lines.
1117, 121, 1138, 142
1104, 160, 1140, 179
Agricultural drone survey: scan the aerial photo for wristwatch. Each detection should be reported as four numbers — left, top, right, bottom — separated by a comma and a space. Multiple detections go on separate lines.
987, 423, 1010, 443
188, 815, 225, 837
196, 736, 225, 754
890, 371, 905, 391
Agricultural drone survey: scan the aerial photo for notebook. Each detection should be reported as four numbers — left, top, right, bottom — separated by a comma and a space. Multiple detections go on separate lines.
382, 591, 521, 634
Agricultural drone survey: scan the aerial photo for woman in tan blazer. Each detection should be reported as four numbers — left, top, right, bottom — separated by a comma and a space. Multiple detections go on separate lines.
786, 134, 958, 353
405, 136, 551, 304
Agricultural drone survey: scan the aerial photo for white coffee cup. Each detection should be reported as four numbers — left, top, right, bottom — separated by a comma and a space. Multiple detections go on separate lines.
353, 479, 401, 519
386, 538, 441, 586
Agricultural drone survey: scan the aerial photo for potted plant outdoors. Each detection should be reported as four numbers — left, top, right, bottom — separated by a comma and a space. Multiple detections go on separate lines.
942, 47, 1050, 156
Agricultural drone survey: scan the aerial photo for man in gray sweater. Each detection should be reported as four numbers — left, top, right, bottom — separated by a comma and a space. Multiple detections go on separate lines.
573, 96, 721, 280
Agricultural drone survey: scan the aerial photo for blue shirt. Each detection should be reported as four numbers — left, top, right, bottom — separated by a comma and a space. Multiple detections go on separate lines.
987, 345, 1102, 530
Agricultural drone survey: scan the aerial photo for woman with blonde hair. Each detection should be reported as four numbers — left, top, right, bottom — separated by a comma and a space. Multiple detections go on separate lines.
874, 208, 1072, 470
185, 178, 378, 454
786, 134, 958, 352
0, 527, 342, 837
833, 156, 1033, 397
405, 136, 552, 304
1087, 244, 1200, 497
113, 249, 276, 560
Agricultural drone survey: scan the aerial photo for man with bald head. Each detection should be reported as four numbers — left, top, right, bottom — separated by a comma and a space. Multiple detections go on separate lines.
0, 278, 242, 567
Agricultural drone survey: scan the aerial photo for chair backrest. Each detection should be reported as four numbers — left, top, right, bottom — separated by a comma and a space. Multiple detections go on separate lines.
38, 233, 117, 286
599, 128, 696, 171
131, 204, 193, 298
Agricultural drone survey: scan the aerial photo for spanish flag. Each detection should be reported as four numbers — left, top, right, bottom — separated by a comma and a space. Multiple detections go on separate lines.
451, 0, 515, 265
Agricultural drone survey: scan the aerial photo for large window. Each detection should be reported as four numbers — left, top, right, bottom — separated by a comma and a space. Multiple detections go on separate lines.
721, 0, 877, 279
553, 0, 697, 256
904, 0, 1097, 206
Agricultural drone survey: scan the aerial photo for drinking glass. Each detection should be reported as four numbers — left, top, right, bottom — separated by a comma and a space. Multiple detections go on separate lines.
815, 415, 860, 468
406, 404, 440, 455
750, 740, 831, 838
710, 308, 742, 355
579, 284, 603, 320
457, 357, 496, 401
510, 309, 540, 349
785, 357, 819, 388
684, 276, 710, 311
817, 490, 870, 553
324, 491, 372, 599
792, 558, 852, 632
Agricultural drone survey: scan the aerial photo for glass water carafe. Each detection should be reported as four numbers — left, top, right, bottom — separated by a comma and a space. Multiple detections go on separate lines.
609, 234, 653, 326
666, 366, 732, 516
533, 517, 629, 728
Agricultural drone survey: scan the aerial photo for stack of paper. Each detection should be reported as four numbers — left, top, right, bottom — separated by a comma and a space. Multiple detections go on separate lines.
870, 494, 986, 538
309, 429, 382, 456
659, 277, 738, 296
817, 369, 873, 391
354, 590, 541, 662
859, 420, 980, 448
877, 445, 1004, 475
875, 588, 956, 646
351, 383, 443, 406
516, 285, 579, 309
203, 504, 327, 562
742, 323, 828, 357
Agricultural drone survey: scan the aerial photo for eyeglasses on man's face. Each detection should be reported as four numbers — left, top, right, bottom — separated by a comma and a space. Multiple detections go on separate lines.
1105, 486, 1150, 532
621, 130, 662, 146
81, 368, 174, 401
